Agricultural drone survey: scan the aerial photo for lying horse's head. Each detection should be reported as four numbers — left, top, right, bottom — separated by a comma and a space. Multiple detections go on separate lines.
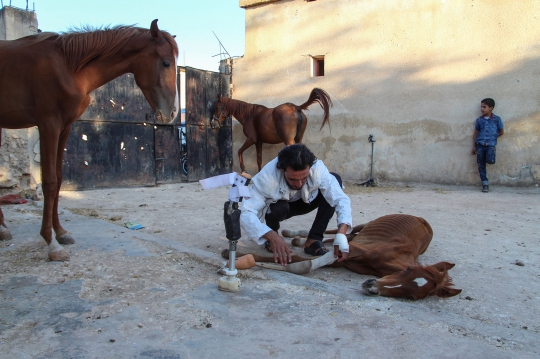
362, 262, 462, 300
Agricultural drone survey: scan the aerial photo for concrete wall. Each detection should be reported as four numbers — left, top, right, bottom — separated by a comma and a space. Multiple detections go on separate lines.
0, 6, 40, 193
231, 0, 540, 186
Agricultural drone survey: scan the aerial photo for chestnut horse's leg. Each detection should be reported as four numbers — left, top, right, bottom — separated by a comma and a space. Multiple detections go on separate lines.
53, 127, 75, 245
0, 207, 13, 241
255, 141, 263, 172
238, 138, 255, 173
38, 124, 69, 261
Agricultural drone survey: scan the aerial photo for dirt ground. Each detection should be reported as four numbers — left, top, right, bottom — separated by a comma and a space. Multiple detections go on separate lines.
1, 180, 539, 358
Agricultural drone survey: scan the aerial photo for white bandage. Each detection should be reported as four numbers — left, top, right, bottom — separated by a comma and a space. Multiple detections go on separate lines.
333, 233, 349, 253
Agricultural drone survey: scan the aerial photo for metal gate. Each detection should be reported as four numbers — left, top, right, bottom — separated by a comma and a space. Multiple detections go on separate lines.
185, 67, 232, 182
62, 67, 231, 190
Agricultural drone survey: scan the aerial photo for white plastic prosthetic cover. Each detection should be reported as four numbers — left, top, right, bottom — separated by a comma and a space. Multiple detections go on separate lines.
199, 173, 251, 202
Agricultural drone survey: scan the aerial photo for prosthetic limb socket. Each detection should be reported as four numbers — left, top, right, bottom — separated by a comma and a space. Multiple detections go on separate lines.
218, 200, 242, 292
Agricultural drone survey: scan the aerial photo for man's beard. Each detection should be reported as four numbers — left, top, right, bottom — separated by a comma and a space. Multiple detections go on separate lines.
285, 181, 303, 190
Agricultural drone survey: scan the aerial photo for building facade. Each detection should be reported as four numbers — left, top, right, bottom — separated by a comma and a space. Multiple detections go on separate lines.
0, 6, 40, 193
231, 0, 539, 186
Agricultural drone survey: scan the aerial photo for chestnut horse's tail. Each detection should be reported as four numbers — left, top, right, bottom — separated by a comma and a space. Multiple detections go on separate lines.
298, 88, 333, 130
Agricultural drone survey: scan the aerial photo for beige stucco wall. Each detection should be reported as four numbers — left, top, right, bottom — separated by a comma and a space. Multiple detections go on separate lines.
231, 0, 540, 186
0, 6, 40, 193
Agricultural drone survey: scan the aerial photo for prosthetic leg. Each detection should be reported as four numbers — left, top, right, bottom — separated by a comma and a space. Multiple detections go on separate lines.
199, 171, 252, 292
218, 200, 242, 292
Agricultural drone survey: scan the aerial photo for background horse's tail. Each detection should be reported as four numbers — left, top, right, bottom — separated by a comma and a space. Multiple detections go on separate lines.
298, 88, 333, 130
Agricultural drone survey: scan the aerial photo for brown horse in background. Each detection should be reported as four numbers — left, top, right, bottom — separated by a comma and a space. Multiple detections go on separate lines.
0, 20, 179, 261
212, 88, 332, 173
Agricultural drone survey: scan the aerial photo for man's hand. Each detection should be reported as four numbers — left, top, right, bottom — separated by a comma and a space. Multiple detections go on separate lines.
471, 148, 476, 155
334, 246, 348, 262
264, 230, 292, 266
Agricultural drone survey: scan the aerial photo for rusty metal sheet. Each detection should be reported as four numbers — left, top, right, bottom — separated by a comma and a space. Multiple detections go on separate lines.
185, 123, 206, 181
155, 125, 183, 184
62, 121, 155, 190
206, 71, 232, 177
80, 73, 155, 124
185, 67, 232, 181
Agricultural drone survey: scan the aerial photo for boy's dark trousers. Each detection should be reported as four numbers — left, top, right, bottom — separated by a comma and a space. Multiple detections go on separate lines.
476, 143, 496, 186
264, 173, 342, 241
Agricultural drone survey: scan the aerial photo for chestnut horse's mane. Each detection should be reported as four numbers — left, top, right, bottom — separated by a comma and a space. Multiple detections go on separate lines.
23, 25, 178, 72
222, 97, 262, 120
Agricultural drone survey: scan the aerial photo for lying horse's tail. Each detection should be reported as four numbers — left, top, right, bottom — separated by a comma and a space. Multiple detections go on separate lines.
298, 88, 333, 131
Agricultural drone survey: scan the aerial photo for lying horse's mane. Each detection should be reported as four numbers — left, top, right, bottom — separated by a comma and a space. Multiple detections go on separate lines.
423, 265, 456, 294
23, 25, 178, 72
223, 97, 263, 119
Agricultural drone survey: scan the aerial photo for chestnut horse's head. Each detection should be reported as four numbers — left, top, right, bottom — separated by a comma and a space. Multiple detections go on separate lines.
131, 20, 179, 124
211, 94, 230, 129
361, 262, 462, 300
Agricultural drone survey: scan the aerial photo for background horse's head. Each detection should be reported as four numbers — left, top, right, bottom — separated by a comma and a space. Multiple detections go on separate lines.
211, 94, 230, 129
361, 262, 462, 300
131, 20, 179, 123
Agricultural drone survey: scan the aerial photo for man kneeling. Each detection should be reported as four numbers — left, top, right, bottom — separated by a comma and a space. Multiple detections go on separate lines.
240, 144, 352, 266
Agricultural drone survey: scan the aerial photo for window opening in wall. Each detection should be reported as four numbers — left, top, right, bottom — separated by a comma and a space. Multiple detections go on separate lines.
311, 55, 325, 77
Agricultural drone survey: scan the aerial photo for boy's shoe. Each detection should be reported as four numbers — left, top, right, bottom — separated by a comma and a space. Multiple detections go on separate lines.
482, 185, 489, 193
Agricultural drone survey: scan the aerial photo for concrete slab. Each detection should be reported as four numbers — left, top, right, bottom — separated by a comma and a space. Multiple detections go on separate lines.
1, 183, 539, 358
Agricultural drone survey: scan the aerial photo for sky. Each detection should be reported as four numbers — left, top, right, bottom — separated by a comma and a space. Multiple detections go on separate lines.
13, 0, 246, 72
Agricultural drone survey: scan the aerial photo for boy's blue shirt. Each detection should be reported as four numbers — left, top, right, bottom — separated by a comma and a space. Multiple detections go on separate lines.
474, 114, 504, 146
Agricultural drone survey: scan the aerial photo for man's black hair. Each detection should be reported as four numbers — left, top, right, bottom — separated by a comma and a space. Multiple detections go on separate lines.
276, 144, 317, 171
481, 98, 495, 108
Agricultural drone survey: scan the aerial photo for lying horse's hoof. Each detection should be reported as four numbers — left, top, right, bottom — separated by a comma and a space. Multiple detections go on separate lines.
49, 248, 70, 262
282, 229, 309, 238
221, 249, 230, 259
361, 279, 379, 296
57, 233, 75, 245
291, 236, 305, 247
0, 226, 13, 241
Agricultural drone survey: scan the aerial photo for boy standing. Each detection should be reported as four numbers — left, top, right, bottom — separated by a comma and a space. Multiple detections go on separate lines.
471, 98, 504, 193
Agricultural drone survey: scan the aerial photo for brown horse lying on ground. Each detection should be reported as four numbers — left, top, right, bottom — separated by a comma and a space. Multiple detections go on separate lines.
224, 214, 461, 300
212, 88, 332, 173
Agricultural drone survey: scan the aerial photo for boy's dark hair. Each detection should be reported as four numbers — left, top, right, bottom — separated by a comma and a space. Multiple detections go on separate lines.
481, 98, 495, 108
276, 144, 317, 171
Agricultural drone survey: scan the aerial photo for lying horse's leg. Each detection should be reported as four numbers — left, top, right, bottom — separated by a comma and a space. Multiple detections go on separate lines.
0, 207, 13, 241
39, 125, 69, 261
53, 127, 74, 245
238, 138, 255, 173
221, 249, 310, 264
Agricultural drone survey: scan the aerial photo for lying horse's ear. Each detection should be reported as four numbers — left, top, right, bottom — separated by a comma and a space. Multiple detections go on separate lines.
436, 286, 462, 298
433, 261, 455, 272
150, 19, 162, 40
217, 93, 222, 101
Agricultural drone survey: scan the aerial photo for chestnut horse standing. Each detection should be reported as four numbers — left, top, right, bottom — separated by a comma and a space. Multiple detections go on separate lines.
0, 20, 179, 261
212, 88, 332, 173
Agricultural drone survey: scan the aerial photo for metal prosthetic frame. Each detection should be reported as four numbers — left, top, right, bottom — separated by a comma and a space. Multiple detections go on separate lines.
219, 199, 243, 292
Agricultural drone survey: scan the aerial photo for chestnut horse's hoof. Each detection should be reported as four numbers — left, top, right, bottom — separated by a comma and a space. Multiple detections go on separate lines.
49, 248, 70, 262
0, 226, 13, 241
56, 233, 75, 245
